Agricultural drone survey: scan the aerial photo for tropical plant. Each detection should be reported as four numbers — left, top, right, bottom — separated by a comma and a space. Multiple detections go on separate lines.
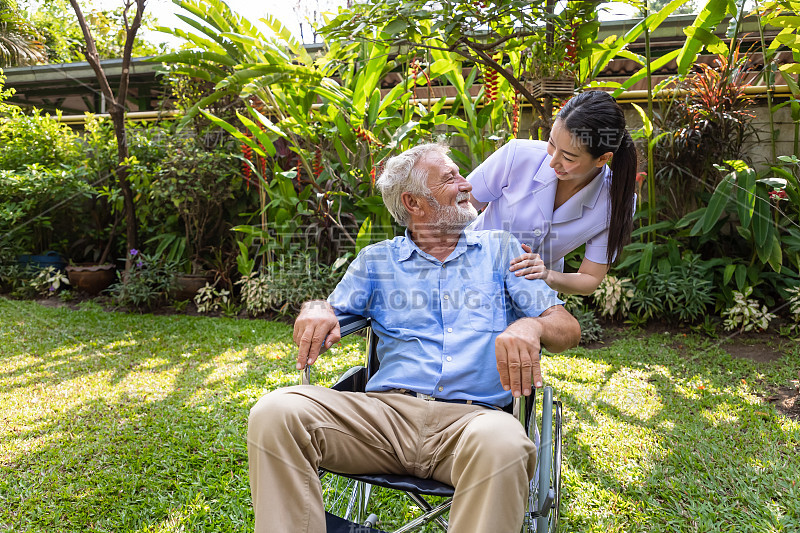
236, 254, 345, 317
684, 153, 800, 292
0, 0, 45, 66
758, 0, 800, 158
320, 0, 585, 135
194, 282, 230, 314
592, 275, 635, 318
650, 46, 757, 220
625, 251, 716, 323
158, 0, 478, 265
721, 286, 777, 332
29, 265, 69, 295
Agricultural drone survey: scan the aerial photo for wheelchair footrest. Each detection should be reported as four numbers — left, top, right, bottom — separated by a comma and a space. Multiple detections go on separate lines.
325, 512, 388, 533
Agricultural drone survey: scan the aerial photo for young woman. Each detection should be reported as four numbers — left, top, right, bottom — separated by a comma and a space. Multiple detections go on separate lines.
468, 90, 637, 295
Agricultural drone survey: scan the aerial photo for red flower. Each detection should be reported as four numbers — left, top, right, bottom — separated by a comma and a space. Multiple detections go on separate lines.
636, 171, 647, 184
770, 189, 788, 202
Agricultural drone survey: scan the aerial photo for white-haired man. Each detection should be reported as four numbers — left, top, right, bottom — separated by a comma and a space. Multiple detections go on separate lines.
247, 143, 581, 532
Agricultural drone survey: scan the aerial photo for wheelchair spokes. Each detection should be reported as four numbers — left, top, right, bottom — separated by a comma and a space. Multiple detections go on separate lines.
521, 387, 562, 533
321, 471, 373, 524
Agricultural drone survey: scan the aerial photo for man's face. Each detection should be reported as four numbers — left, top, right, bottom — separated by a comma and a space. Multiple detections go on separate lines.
419, 152, 478, 230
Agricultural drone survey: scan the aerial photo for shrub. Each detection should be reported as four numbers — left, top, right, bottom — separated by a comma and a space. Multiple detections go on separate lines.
237, 255, 345, 317
592, 275, 634, 318
629, 254, 714, 323
147, 138, 240, 273
0, 105, 83, 172
560, 293, 603, 344
194, 282, 231, 314
0, 165, 95, 257
108, 249, 177, 311
29, 266, 70, 296
722, 287, 777, 332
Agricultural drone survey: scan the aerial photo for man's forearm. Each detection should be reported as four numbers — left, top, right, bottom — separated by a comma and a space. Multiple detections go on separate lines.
301, 300, 334, 313
523, 306, 580, 353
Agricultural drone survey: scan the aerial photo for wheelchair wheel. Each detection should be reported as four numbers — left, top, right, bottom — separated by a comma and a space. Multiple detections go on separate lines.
320, 471, 373, 524
524, 387, 562, 533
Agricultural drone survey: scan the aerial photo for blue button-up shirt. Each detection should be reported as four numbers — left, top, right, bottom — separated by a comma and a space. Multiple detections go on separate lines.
328, 229, 562, 407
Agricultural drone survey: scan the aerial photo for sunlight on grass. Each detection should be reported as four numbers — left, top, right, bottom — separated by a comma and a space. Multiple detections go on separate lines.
1, 299, 799, 532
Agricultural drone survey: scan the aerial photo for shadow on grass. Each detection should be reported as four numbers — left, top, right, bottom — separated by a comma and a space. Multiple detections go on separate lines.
0, 299, 364, 532
547, 330, 800, 533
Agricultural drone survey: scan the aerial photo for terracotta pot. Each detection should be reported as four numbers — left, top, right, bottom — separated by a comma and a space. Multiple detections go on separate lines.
66, 263, 116, 295
172, 273, 214, 301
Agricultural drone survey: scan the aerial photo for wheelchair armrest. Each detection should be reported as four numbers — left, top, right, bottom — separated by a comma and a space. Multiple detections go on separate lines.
337, 313, 370, 337
331, 365, 369, 393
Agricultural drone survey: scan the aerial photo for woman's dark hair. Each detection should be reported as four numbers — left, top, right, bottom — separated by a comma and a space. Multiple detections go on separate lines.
556, 90, 637, 266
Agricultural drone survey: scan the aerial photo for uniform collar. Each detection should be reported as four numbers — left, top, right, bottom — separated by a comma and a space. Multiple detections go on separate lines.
398, 228, 482, 263
532, 167, 557, 193
552, 165, 609, 224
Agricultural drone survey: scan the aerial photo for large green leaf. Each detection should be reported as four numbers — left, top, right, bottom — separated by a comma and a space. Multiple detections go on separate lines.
638, 242, 655, 276
701, 173, 734, 234
683, 27, 729, 55
352, 42, 391, 119
261, 13, 312, 65
735, 168, 756, 227
355, 216, 372, 254
631, 103, 652, 137
752, 184, 773, 250
676, 0, 731, 75
611, 49, 681, 97
767, 234, 783, 272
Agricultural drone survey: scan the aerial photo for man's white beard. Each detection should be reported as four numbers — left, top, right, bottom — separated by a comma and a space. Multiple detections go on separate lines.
429, 192, 478, 231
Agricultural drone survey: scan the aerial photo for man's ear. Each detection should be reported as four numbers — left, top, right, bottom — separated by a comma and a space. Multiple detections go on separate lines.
401, 191, 426, 217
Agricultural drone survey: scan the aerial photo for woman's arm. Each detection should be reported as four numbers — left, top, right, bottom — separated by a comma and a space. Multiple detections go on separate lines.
469, 192, 488, 211
509, 248, 609, 295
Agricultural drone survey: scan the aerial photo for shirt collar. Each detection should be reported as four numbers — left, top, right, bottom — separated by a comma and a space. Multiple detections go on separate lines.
552, 165, 610, 224
397, 228, 482, 263
532, 166, 557, 193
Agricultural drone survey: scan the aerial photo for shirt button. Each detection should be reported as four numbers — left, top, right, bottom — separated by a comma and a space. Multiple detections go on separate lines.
438, 386, 444, 392
447, 328, 453, 333
533, 229, 542, 237
443, 295, 449, 300
446, 356, 452, 362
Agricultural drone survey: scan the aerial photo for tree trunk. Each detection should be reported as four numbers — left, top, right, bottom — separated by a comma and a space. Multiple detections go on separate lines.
69, 0, 145, 276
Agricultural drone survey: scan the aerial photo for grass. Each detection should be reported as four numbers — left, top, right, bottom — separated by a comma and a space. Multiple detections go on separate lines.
1, 298, 798, 532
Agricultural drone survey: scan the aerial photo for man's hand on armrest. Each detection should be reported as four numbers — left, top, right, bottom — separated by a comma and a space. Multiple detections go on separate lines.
495, 305, 580, 398
293, 300, 341, 370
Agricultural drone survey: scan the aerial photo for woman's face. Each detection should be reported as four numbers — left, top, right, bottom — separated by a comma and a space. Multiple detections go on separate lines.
546, 119, 612, 185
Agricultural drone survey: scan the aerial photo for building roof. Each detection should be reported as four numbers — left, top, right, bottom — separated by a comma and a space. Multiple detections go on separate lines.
2, 57, 168, 114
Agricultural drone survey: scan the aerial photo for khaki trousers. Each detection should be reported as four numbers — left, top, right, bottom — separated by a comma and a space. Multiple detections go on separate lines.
247, 385, 537, 532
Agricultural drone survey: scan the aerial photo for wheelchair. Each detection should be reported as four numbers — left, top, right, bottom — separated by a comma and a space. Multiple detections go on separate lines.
312, 314, 563, 533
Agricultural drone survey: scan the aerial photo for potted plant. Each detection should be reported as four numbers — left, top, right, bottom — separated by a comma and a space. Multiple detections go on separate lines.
522, 41, 577, 98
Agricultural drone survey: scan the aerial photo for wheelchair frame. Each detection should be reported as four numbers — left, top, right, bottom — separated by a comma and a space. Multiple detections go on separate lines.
317, 314, 562, 533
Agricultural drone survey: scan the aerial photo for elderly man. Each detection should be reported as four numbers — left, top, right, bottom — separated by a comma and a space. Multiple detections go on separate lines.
247, 143, 580, 532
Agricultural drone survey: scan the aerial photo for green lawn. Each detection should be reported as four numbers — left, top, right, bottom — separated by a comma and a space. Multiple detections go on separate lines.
1, 298, 798, 532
